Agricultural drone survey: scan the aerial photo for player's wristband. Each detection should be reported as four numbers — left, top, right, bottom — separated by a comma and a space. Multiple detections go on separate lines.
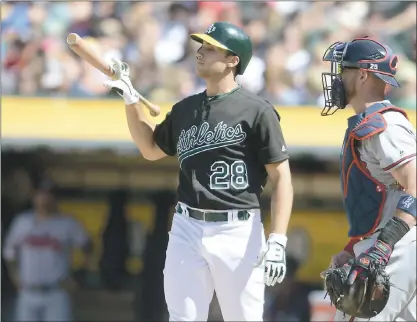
397, 194, 417, 218
268, 233, 287, 248
378, 216, 410, 248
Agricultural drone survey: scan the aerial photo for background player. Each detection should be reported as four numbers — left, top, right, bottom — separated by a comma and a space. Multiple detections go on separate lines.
320, 38, 416, 321
104, 21, 294, 321
3, 179, 92, 322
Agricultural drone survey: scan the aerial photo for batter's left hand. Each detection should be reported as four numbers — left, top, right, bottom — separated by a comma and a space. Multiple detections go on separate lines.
255, 233, 287, 286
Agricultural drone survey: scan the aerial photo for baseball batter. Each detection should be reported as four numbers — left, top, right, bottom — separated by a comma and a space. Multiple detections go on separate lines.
104, 22, 294, 321
3, 179, 92, 322
320, 38, 416, 321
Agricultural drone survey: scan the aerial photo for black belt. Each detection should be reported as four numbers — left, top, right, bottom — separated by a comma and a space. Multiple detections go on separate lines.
176, 204, 251, 222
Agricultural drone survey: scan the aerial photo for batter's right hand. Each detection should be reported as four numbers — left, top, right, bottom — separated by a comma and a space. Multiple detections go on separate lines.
110, 57, 130, 80
320, 250, 353, 279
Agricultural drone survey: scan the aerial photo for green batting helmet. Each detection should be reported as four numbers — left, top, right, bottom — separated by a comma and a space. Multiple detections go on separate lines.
190, 22, 253, 75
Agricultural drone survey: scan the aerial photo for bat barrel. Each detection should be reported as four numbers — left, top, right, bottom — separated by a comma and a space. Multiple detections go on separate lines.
66, 33, 160, 116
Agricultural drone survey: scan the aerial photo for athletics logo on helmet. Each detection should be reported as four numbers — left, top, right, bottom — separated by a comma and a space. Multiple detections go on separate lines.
321, 38, 400, 116
206, 24, 216, 34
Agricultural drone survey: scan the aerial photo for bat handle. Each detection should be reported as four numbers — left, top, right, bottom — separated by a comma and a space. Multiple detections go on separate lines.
138, 93, 161, 116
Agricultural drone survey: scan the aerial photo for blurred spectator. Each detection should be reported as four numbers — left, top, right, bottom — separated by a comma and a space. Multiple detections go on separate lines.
263, 256, 311, 321
1, 1, 416, 109
99, 190, 129, 291
2, 178, 92, 322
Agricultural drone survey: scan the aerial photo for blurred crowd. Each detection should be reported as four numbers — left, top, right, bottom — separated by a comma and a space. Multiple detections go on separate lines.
2, 1, 416, 109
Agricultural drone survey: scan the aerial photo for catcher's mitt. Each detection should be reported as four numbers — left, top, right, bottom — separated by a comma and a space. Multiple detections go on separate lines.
323, 260, 390, 319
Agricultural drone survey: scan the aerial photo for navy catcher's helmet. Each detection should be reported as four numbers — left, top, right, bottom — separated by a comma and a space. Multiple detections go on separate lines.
321, 37, 400, 116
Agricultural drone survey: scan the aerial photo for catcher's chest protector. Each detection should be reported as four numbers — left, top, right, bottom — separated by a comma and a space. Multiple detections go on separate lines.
340, 103, 408, 238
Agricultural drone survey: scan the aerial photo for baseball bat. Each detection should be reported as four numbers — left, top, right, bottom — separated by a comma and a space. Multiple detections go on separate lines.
66, 33, 160, 116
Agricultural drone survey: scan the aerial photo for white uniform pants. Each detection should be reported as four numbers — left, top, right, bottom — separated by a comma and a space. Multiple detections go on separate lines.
334, 226, 416, 321
163, 203, 265, 321
15, 288, 71, 322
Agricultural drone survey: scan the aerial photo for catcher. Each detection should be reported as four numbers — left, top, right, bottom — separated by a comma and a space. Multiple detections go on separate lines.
320, 38, 416, 321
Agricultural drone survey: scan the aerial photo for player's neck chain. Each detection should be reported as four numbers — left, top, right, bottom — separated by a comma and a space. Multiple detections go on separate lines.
177, 121, 247, 165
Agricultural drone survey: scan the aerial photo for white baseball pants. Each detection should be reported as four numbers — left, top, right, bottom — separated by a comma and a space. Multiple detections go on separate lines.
15, 289, 71, 322
163, 203, 266, 321
334, 226, 416, 321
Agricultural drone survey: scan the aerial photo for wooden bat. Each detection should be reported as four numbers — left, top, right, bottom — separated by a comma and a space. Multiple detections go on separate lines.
66, 33, 160, 116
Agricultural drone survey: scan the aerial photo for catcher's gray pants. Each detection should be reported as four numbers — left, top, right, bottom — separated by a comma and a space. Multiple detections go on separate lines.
334, 226, 416, 322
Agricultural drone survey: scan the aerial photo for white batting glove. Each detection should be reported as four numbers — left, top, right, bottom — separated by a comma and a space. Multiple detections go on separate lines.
255, 233, 287, 286
103, 58, 139, 105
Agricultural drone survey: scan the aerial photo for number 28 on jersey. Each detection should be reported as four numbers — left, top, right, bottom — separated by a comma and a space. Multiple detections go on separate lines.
209, 160, 249, 190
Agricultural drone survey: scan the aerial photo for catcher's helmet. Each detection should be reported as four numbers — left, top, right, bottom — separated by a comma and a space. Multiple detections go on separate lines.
321, 37, 400, 116
190, 22, 253, 75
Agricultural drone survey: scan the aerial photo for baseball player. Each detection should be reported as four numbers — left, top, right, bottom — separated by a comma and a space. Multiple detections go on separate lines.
320, 38, 416, 321
104, 21, 294, 321
3, 179, 92, 322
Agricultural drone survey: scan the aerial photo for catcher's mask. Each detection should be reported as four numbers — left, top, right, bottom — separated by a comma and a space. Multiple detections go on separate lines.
321, 38, 400, 116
